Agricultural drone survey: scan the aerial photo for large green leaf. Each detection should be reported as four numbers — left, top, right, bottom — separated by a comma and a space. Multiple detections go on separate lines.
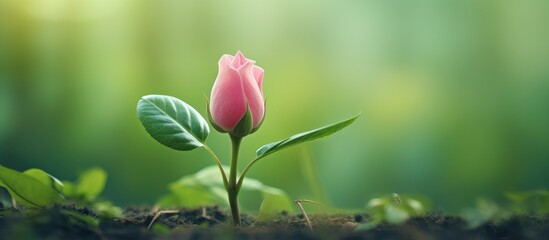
157, 165, 294, 215
157, 165, 232, 208
256, 114, 359, 159
137, 95, 210, 151
0, 165, 63, 207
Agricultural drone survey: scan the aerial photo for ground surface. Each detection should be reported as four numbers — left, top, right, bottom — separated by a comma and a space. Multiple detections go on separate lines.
1, 205, 548, 239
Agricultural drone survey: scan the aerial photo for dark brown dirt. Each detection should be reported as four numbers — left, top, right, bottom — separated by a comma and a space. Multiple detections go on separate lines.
1, 205, 548, 240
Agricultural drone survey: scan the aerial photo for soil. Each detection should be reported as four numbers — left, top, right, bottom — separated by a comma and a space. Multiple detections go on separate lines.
1, 205, 548, 240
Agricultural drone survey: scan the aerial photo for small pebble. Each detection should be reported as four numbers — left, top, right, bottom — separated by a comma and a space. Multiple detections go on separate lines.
342, 222, 358, 230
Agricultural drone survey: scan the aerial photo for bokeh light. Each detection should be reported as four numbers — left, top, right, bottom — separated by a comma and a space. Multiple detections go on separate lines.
1, 0, 548, 212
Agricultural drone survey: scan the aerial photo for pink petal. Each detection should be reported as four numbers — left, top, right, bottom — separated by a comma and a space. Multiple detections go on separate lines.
219, 54, 234, 67
210, 60, 246, 131
252, 66, 264, 92
231, 51, 248, 69
238, 61, 265, 128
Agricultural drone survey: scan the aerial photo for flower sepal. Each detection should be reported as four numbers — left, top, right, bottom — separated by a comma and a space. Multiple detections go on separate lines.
230, 103, 253, 138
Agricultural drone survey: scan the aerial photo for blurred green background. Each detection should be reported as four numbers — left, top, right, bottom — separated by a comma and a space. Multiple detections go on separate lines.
1, 0, 548, 212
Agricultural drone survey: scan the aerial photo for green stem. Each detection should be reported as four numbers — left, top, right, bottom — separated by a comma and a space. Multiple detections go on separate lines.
228, 134, 243, 226
203, 144, 229, 190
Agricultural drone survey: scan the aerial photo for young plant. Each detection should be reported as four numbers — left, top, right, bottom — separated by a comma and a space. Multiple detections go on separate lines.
461, 190, 549, 228
0, 165, 121, 218
0, 165, 64, 208
156, 165, 294, 220
357, 193, 428, 230
137, 51, 358, 226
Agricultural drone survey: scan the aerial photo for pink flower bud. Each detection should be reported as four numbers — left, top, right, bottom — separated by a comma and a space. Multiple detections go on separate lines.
209, 51, 265, 136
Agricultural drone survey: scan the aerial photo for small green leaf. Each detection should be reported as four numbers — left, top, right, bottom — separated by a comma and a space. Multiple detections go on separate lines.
505, 191, 532, 203
258, 189, 294, 220
157, 166, 229, 208
157, 165, 293, 215
151, 222, 171, 234
355, 219, 382, 231
505, 190, 549, 214
0, 165, 63, 207
238, 178, 295, 219
92, 201, 123, 218
60, 209, 100, 227
138, 95, 210, 151
357, 193, 428, 230
62, 181, 75, 198
461, 198, 504, 228
72, 168, 107, 202
23, 168, 64, 193
256, 114, 359, 159
177, 187, 224, 207
385, 204, 409, 224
